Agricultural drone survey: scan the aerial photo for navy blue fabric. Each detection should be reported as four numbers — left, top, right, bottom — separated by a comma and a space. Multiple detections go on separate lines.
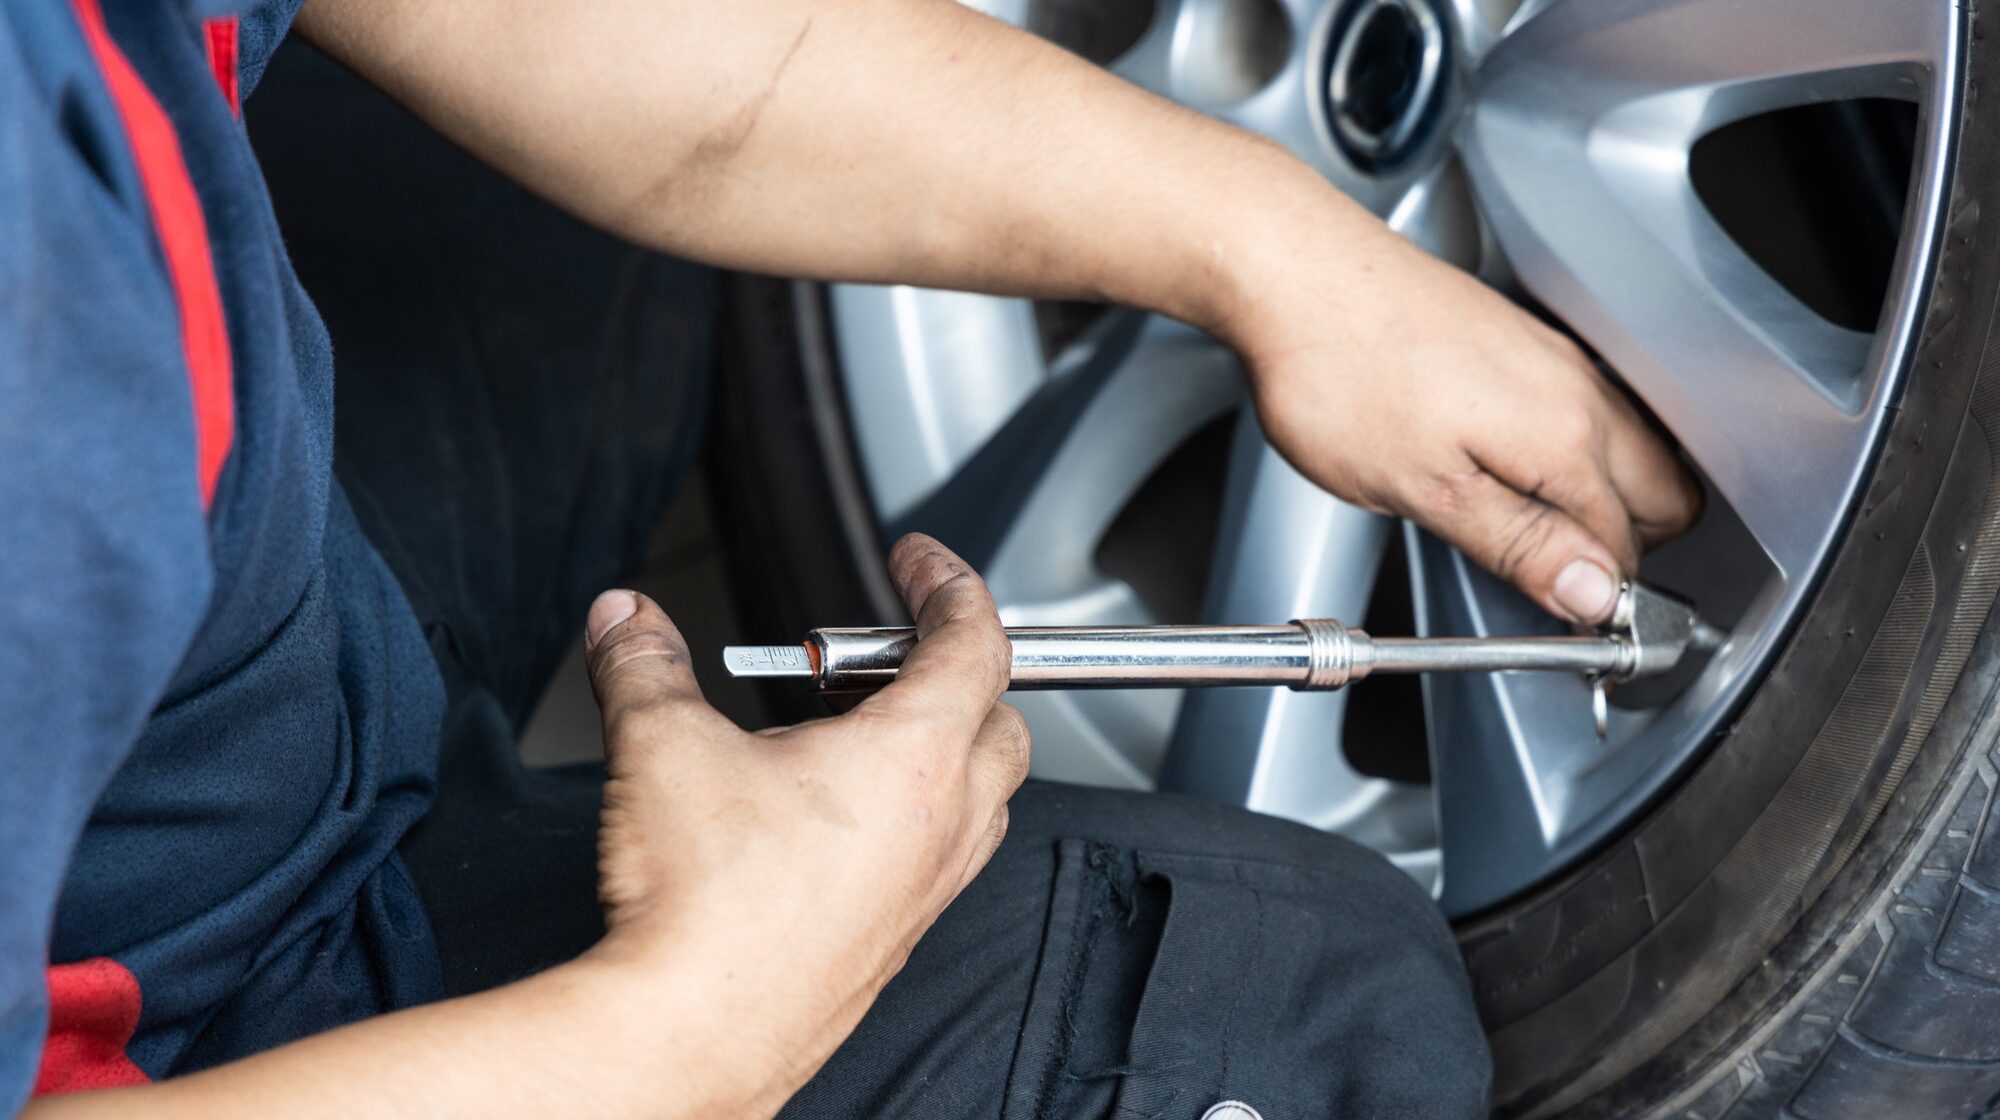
0, 0, 444, 1109
247, 36, 719, 998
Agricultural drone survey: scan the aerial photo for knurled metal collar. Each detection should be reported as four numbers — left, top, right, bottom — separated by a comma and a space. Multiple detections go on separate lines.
1293, 617, 1363, 690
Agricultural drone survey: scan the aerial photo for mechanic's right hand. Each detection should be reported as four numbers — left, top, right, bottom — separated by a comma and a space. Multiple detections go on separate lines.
1231, 218, 1703, 626
577, 533, 1029, 1114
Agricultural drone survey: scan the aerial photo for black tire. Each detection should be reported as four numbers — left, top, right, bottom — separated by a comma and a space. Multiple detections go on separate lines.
708, 278, 902, 725
711, 4, 2000, 1112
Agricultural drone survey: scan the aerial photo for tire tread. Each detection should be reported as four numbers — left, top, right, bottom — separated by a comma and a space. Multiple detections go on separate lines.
1671, 748, 2000, 1119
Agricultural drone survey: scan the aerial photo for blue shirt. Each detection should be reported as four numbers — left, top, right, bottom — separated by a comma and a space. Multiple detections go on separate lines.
1, 0, 445, 1107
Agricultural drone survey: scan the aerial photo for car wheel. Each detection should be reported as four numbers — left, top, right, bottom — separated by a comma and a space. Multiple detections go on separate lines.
712, 0, 2000, 1114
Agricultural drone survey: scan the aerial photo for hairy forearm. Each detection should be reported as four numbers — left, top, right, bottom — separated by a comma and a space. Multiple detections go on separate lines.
23, 952, 794, 1120
295, 0, 1382, 342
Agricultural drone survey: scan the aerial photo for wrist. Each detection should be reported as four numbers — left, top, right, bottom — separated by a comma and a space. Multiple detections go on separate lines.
1174, 147, 1397, 370
554, 944, 788, 1119
573, 925, 840, 1119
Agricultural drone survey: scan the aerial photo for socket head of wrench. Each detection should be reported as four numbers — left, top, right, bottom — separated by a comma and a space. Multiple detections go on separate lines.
1607, 582, 1727, 682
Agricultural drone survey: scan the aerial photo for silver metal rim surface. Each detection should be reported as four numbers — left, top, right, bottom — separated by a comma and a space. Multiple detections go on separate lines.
819, 0, 1962, 914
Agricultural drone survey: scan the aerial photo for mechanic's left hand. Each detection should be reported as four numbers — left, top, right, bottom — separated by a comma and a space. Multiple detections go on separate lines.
1228, 222, 1702, 626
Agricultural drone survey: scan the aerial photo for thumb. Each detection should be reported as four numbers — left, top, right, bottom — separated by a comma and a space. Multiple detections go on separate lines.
584, 589, 708, 728
1433, 473, 1626, 626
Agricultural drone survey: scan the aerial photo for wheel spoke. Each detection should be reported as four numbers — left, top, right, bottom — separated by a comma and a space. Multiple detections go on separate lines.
1107, 0, 1356, 186
1489, 0, 1944, 113
830, 287, 1047, 522
1449, 0, 1531, 61
901, 315, 1247, 793
1157, 412, 1423, 849
1461, 0, 1953, 578
899, 313, 1240, 611
1408, 529, 1650, 913
1387, 155, 1484, 272
1111, 0, 1311, 107
1468, 163, 1873, 578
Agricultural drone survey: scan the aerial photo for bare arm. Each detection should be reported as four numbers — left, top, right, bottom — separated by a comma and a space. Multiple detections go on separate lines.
295, 0, 1319, 334
29, 538, 1032, 1120
29, 959, 736, 1120
297, 0, 1700, 625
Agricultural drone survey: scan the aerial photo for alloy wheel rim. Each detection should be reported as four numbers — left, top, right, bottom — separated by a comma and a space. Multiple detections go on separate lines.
820, 0, 1963, 914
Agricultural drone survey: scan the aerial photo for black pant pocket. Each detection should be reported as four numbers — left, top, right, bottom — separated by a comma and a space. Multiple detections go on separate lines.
1001, 841, 1487, 1120
1001, 841, 1262, 1120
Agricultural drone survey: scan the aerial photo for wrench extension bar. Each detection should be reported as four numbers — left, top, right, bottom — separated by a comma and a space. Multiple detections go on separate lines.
729, 621, 1662, 693
722, 583, 1725, 696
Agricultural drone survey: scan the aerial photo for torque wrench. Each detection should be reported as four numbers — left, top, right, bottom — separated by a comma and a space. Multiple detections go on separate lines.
724, 582, 1726, 735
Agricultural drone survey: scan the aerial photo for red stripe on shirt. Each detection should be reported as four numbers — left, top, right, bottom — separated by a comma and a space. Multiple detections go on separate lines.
34, 959, 150, 1094
203, 18, 241, 117
70, 0, 236, 509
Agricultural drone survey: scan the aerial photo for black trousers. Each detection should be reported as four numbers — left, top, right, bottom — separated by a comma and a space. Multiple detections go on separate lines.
254, 42, 1491, 1120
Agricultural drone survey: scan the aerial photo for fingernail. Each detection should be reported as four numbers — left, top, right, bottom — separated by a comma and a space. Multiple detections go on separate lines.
1554, 559, 1618, 623
585, 590, 640, 649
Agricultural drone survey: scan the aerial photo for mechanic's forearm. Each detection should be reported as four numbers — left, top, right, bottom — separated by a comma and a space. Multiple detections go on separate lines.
22, 952, 796, 1120
295, 0, 1377, 341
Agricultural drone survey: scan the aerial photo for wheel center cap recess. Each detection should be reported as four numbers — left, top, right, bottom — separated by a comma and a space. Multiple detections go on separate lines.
1325, 0, 1449, 171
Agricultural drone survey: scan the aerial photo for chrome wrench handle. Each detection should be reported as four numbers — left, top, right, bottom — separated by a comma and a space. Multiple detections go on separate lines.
722, 583, 1722, 696
766, 623, 1344, 693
